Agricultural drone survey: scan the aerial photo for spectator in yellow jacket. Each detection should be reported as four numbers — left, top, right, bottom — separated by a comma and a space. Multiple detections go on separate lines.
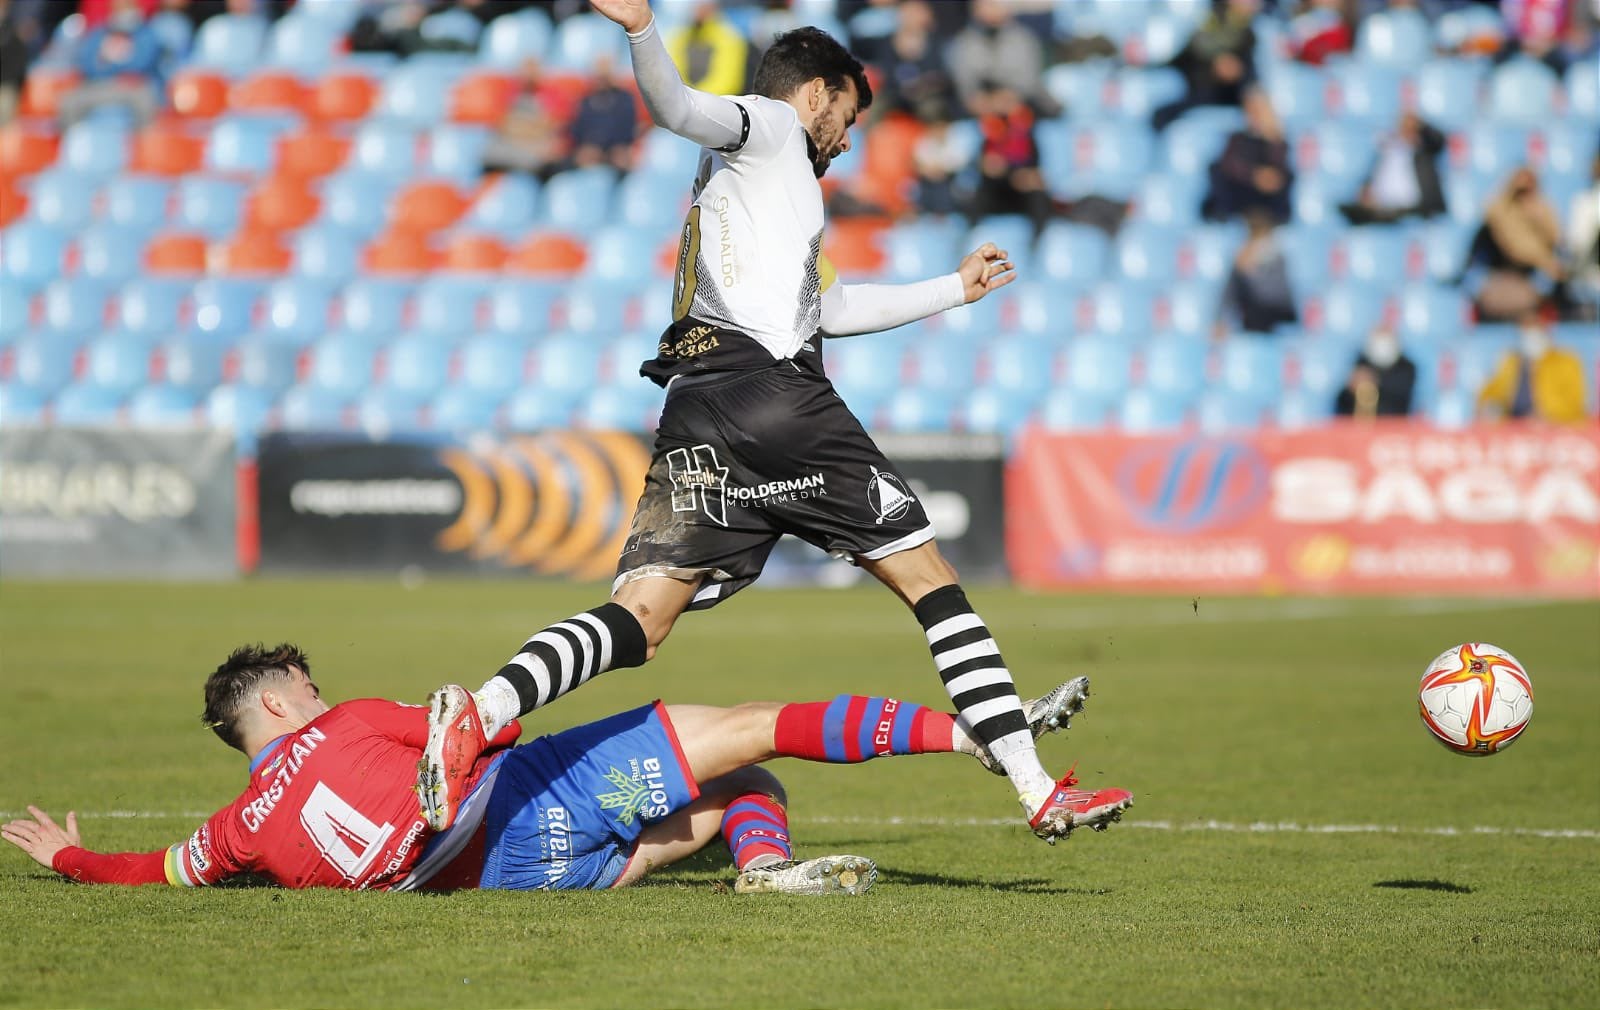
668, 2, 751, 97
1477, 317, 1591, 423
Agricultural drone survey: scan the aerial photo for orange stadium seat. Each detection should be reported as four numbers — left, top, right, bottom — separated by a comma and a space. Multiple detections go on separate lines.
0, 126, 59, 176
276, 129, 351, 180
145, 233, 210, 275
129, 126, 206, 176
0, 178, 27, 229
860, 113, 922, 216
364, 229, 437, 274
450, 73, 517, 126
311, 73, 378, 123
824, 217, 890, 276
217, 230, 293, 274
19, 68, 79, 119
441, 233, 510, 272
392, 180, 470, 233
169, 70, 231, 119
506, 232, 587, 275
230, 72, 311, 115
245, 178, 321, 232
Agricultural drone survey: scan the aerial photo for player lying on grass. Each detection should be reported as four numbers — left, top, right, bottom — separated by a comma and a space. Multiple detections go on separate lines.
3, 645, 1129, 896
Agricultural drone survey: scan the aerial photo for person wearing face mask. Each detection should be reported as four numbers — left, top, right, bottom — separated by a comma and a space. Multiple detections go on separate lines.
1334, 326, 1416, 418
1476, 314, 1591, 423
57, 0, 166, 127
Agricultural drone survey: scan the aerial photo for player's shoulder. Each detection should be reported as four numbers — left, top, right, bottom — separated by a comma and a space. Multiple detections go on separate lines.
732, 94, 800, 131
324, 698, 425, 724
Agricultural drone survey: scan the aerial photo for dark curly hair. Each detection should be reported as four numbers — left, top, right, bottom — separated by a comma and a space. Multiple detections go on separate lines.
752, 26, 873, 112
201, 643, 311, 751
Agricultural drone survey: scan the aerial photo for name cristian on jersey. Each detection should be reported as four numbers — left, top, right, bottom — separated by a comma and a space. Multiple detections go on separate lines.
241, 726, 327, 832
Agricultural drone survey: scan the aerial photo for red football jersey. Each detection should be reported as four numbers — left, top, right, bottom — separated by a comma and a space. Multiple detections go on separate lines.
162, 700, 480, 891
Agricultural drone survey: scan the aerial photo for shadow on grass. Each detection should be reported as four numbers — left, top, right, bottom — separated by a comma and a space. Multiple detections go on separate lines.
1373, 879, 1473, 894
883, 868, 1114, 895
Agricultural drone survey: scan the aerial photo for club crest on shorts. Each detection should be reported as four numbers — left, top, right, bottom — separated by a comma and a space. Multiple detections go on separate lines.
867, 466, 914, 524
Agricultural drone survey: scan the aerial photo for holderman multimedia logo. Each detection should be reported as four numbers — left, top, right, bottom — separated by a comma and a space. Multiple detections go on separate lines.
433, 431, 652, 580
1115, 438, 1269, 533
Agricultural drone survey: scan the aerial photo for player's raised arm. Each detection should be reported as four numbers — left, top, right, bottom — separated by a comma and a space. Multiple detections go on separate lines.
588, 0, 748, 152
819, 244, 1016, 338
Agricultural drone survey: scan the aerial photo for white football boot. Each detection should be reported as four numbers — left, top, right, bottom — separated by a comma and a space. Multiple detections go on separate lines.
733, 855, 878, 896
973, 675, 1090, 775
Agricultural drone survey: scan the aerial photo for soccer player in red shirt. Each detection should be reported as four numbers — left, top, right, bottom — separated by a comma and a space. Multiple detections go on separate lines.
3, 644, 1123, 895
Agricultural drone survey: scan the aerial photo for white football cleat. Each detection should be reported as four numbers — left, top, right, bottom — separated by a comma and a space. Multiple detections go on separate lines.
733, 855, 877, 896
974, 675, 1090, 775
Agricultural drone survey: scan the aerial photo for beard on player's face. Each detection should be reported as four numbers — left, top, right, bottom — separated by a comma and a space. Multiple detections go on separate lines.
804, 121, 845, 179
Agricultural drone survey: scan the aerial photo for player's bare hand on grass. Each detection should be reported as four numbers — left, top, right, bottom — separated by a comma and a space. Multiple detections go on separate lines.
587, 0, 653, 34
2, 806, 80, 869
958, 243, 1016, 303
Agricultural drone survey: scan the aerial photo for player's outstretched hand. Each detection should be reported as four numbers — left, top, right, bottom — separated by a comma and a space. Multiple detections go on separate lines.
1, 805, 81, 870
957, 243, 1016, 304
587, 0, 653, 34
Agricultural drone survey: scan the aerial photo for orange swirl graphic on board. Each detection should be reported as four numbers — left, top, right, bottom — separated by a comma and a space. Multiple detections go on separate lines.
434, 432, 650, 578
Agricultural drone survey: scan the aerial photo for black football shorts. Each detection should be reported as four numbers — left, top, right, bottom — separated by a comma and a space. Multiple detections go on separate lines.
614, 359, 934, 610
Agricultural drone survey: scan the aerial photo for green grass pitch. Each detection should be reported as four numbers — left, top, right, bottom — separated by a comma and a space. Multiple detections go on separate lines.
2, 579, 1596, 1009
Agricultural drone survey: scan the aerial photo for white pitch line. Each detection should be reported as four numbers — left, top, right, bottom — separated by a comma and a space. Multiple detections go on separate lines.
4, 811, 1595, 841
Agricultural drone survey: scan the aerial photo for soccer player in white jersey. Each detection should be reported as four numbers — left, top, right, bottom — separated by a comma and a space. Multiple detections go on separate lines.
417, 0, 1134, 843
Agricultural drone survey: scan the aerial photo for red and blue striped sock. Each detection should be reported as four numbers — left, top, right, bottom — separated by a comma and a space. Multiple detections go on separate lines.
721, 793, 792, 870
773, 696, 957, 763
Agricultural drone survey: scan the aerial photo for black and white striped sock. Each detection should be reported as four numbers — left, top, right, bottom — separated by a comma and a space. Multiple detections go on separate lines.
914, 585, 1055, 805
476, 603, 648, 734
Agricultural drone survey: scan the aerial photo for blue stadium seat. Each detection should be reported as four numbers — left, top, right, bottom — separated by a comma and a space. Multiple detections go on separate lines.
230, 338, 302, 394
1417, 219, 1474, 282
426, 125, 490, 187
1161, 281, 1220, 338
1115, 67, 1187, 117
1038, 222, 1110, 285
503, 384, 579, 431
1330, 62, 1405, 128
1275, 386, 1334, 429
1195, 390, 1264, 432
205, 383, 276, 434
191, 12, 267, 69
563, 282, 631, 336
1261, 63, 1326, 129
292, 227, 363, 286
1567, 58, 1600, 119
1434, 4, 1504, 54
158, 337, 228, 392
1130, 173, 1203, 225
963, 216, 1034, 266
458, 333, 530, 396
1217, 336, 1284, 407
11, 335, 81, 395
480, 8, 554, 68
1045, 61, 1110, 115
319, 172, 398, 236
983, 335, 1057, 400
1302, 121, 1375, 194
541, 167, 617, 231
1488, 58, 1561, 125
1114, 223, 1183, 283
956, 385, 1037, 437
462, 173, 541, 239
42, 279, 111, 337
1542, 123, 1599, 178
1457, 123, 1531, 177
572, 382, 661, 432
531, 333, 607, 398
588, 226, 660, 281
175, 176, 248, 239
292, 0, 364, 30
1142, 335, 1208, 401
429, 384, 505, 432
545, 13, 629, 71
279, 383, 351, 430
0, 223, 69, 291
1084, 283, 1157, 338
1429, 388, 1476, 429
637, 127, 701, 180
413, 275, 488, 336
1185, 222, 1245, 282
1012, 282, 1078, 339
940, 291, 1010, 338
60, 120, 129, 176
353, 386, 426, 435
616, 170, 688, 233
126, 384, 201, 425
205, 116, 285, 176
1397, 285, 1469, 345
1065, 336, 1136, 398
882, 218, 966, 283
1282, 224, 1338, 295
75, 225, 145, 285
420, 8, 482, 47
1337, 227, 1412, 285
487, 280, 560, 335
1038, 389, 1111, 431
1292, 338, 1360, 399
337, 278, 411, 339
825, 337, 905, 404
1448, 339, 1510, 395
25, 170, 99, 229
1071, 123, 1155, 198
0, 281, 28, 344
1161, 107, 1242, 175
1415, 60, 1486, 132
192, 279, 264, 340
1118, 386, 1188, 433
260, 280, 335, 346
377, 65, 454, 128
1444, 169, 1498, 225
0, 382, 50, 424
383, 335, 455, 398
880, 386, 957, 433
352, 123, 422, 179
1356, 7, 1431, 66
266, 13, 342, 68
52, 382, 125, 423
1311, 283, 1387, 339
116, 278, 188, 338
905, 332, 981, 393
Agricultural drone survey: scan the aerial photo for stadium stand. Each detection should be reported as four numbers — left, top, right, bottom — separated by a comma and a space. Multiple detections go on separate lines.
0, 0, 1595, 441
